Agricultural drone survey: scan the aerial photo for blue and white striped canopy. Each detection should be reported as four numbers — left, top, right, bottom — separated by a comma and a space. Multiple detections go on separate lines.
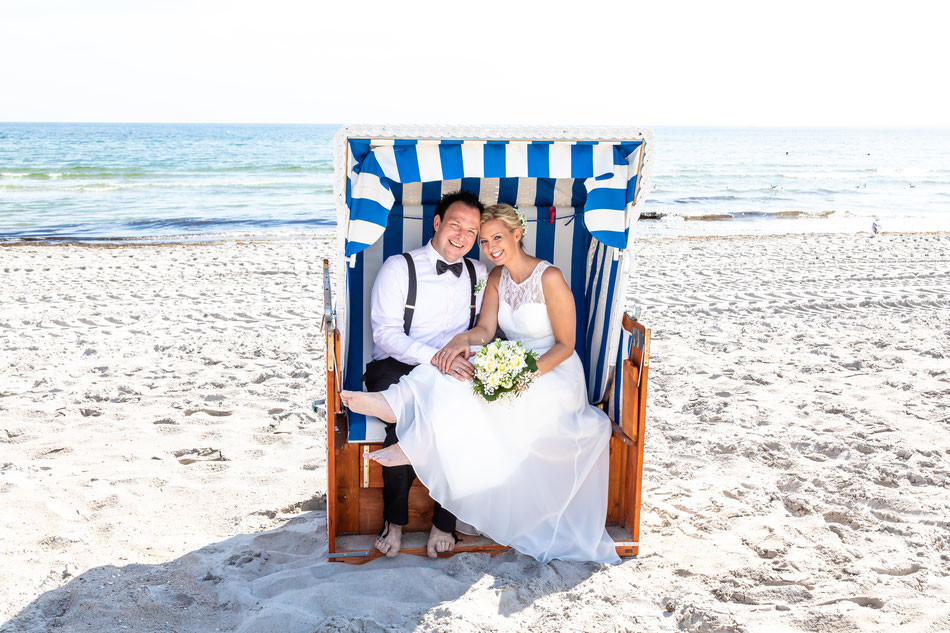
343, 138, 644, 255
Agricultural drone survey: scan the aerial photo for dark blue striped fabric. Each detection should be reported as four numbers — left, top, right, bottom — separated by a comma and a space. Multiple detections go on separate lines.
344, 139, 643, 255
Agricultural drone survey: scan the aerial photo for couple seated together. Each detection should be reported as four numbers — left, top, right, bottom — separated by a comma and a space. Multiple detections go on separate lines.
341, 191, 619, 565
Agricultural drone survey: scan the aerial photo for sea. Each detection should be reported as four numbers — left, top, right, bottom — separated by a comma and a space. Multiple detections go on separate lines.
1, 123, 948, 242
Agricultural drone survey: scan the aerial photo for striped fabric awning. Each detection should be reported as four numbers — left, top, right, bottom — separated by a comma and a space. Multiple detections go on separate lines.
344, 139, 644, 255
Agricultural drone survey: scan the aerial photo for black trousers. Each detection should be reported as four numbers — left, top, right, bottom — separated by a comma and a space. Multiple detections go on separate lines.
363, 357, 457, 534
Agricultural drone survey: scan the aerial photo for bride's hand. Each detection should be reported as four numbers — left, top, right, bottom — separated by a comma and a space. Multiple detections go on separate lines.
432, 334, 471, 374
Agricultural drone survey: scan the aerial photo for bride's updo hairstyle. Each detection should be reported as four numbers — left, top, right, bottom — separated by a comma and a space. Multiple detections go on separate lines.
481, 204, 526, 248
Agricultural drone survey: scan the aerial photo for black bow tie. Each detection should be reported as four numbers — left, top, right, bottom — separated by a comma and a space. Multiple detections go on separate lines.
436, 260, 463, 277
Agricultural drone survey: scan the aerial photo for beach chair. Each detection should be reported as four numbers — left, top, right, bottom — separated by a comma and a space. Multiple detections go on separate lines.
323, 125, 655, 562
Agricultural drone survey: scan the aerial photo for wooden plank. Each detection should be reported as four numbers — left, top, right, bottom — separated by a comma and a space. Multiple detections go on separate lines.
326, 326, 340, 553
606, 434, 625, 524
332, 543, 511, 564
335, 441, 361, 534
358, 485, 435, 534
622, 360, 639, 443
629, 329, 650, 556
332, 531, 508, 564
621, 357, 639, 543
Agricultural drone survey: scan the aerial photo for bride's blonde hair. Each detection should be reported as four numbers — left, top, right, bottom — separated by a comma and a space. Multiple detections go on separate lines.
481, 204, 526, 248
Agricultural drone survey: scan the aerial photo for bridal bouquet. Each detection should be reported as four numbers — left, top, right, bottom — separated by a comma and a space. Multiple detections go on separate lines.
471, 339, 539, 403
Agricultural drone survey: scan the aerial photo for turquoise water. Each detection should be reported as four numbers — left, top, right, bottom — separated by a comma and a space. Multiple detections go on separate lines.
0, 123, 336, 240
640, 126, 950, 237
1, 123, 948, 240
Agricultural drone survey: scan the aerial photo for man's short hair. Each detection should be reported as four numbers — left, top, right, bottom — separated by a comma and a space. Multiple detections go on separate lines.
434, 190, 484, 220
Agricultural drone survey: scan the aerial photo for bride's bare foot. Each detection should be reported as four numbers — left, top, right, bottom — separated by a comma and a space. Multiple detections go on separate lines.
339, 390, 396, 423
375, 521, 403, 557
426, 526, 456, 558
363, 443, 410, 467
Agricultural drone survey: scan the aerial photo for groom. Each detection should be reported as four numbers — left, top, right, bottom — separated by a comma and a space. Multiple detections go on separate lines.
363, 190, 487, 558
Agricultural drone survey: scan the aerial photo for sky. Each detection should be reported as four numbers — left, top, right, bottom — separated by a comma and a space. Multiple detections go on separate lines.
1, 0, 948, 126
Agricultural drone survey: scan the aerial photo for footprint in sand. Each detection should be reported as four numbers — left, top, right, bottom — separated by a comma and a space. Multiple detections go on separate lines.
817, 596, 884, 609
183, 408, 233, 417
172, 448, 227, 465
871, 563, 921, 576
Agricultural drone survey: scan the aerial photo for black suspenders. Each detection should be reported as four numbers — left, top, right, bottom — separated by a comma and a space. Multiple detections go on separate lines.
401, 253, 417, 335
401, 253, 477, 335
463, 258, 477, 329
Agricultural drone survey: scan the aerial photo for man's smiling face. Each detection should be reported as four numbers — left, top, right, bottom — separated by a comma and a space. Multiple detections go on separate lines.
431, 201, 481, 263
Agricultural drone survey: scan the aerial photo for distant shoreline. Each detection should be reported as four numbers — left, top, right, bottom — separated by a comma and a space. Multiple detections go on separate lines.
3, 230, 948, 250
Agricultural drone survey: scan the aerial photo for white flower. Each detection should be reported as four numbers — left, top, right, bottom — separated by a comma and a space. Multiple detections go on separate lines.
514, 208, 528, 234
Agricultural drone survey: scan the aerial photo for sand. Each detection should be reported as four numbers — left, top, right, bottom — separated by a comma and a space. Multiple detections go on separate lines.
1, 232, 948, 632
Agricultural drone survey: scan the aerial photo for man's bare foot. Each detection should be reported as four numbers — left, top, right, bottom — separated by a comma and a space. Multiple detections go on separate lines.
339, 390, 396, 423
426, 526, 457, 558
364, 443, 410, 467
375, 522, 403, 557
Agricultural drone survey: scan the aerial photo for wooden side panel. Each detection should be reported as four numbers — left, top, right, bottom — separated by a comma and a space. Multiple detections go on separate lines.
621, 358, 638, 540
606, 434, 625, 524
622, 362, 640, 442
630, 330, 650, 556
619, 323, 650, 557
335, 441, 361, 534
358, 486, 435, 534
326, 327, 340, 552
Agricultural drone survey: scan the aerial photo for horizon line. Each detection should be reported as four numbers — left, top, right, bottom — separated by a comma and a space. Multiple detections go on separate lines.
3, 121, 950, 130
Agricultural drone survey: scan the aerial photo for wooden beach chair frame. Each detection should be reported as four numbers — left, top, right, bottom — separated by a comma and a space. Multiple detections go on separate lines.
323, 125, 655, 563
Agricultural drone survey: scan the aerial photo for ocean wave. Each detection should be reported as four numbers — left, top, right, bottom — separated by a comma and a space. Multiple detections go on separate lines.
674, 195, 741, 202
0, 168, 150, 180
677, 209, 840, 222
0, 179, 318, 192
174, 163, 333, 174
0, 165, 330, 180
0, 215, 336, 241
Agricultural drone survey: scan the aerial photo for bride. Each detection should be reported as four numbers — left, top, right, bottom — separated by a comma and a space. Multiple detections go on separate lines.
341, 204, 619, 564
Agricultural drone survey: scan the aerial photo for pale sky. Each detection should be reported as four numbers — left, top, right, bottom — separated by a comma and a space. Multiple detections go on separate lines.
2, 0, 948, 126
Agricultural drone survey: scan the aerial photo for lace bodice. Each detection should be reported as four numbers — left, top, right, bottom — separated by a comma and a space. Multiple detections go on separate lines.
498, 260, 550, 310
497, 261, 555, 351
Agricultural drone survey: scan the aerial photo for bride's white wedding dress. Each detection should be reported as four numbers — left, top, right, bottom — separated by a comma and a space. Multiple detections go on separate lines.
381, 261, 619, 564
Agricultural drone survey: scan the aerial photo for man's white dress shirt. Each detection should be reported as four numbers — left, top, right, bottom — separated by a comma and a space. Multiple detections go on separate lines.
371, 241, 487, 366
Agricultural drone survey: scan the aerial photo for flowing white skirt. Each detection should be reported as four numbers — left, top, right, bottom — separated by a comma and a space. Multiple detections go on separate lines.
382, 351, 619, 564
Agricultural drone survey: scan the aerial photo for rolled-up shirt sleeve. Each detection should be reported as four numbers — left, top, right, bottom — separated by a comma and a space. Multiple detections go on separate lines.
370, 256, 438, 366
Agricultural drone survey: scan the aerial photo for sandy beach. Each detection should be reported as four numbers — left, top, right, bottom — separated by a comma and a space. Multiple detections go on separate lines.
1, 232, 948, 632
